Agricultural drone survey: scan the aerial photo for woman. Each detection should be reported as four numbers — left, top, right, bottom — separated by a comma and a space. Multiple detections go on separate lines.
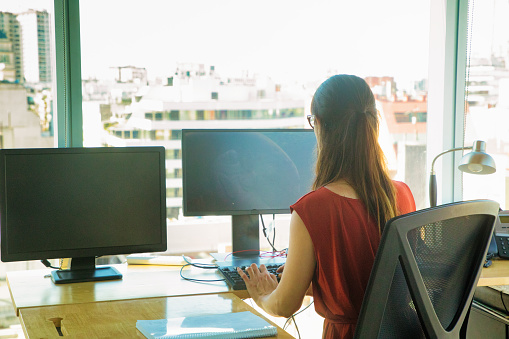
237, 74, 416, 338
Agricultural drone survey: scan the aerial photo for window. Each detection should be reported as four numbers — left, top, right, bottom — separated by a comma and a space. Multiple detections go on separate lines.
170, 130, 181, 140
461, 0, 509, 207
165, 149, 181, 160
196, 110, 204, 120
170, 110, 179, 120
77, 0, 432, 255
0, 2, 55, 150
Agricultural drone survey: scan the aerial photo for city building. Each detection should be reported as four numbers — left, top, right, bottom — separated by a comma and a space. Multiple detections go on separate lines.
14, 9, 51, 84
81, 66, 426, 219
86, 64, 307, 220
0, 11, 21, 82
109, 65, 148, 85
0, 82, 52, 149
365, 76, 428, 209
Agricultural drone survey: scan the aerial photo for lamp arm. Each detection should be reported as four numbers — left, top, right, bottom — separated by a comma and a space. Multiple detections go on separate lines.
429, 173, 437, 207
430, 146, 473, 174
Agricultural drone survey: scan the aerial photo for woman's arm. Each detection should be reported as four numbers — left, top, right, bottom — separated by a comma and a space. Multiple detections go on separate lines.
237, 211, 316, 318
276, 266, 314, 296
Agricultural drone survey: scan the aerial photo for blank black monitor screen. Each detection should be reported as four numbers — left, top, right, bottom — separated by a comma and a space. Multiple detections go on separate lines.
182, 129, 316, 254
0, 146, 167, 283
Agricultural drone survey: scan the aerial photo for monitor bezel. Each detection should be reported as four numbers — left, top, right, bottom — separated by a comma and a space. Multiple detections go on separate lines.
181, 128, 316, 217
0, 146, 167, 263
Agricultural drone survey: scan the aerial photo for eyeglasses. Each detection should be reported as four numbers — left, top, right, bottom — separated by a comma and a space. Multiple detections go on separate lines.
307, 115, 315, 129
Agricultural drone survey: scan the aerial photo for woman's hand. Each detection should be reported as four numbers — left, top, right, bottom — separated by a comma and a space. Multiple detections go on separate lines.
236, 263, 278, 305
276, 264, 285, 278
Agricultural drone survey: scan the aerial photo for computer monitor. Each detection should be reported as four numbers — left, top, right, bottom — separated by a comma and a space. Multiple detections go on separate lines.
0, 146, 167, 284
182, 129, 316, 256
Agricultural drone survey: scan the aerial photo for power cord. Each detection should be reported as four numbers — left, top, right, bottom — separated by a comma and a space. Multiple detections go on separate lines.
292, 315, 301, 339
40, 259, 60, 270
283, 299, 314, 339
179, 255, 225, 283
223, 249, 287, 261
500, 290, 509, 314
182, 254, 217, 269
260, 213, 277, 252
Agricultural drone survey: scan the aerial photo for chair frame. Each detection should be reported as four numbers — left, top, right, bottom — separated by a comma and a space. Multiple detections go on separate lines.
354, 200, 499, 339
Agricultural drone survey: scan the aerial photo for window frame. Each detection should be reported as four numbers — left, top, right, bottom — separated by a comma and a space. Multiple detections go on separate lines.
54, 0, 83, 148
427, 0, 469, 206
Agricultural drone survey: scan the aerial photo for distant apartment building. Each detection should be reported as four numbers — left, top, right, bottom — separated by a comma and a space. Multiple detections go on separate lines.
16, 9, 51, 84
0, 82, 53, 148
378, 98, 427, 142
365, 76, 427, 143
0, 36, 14, 81
465, 57, 509, 109
0, 11, 22, 82
0, 10, 51, 84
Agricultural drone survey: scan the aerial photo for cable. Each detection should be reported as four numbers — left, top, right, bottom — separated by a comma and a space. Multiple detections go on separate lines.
294, 300, 314, 316
260, 214, 277, 252
272, 214, 276, 249
283, 316, 301, 339
283, 317, 292, 330
500, 290, 509, 313
292, 315, 301, 339
179, 263, 225, 283
259, 249, 287, 259
182, 255, 217, 269
283, 300, 315, 331
222, 249, 287, 262
40, 259, 60, 270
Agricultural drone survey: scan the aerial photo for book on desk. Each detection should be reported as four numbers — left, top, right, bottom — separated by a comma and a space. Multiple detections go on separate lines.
136, 311, 277, 338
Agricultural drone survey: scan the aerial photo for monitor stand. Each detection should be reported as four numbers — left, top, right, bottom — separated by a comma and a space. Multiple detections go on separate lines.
215, 215, 286, 267
232, 215, 260, 258
50, 257, 123, 284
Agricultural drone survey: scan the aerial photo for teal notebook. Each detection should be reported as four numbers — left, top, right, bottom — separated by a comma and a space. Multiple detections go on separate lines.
136, 311, 278, 339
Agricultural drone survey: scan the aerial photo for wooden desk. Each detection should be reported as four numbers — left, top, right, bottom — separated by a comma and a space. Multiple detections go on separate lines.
19, 293, 292, 338
7, 264, 251, 316
10, 261, 508, 338
478, 259, 509, 286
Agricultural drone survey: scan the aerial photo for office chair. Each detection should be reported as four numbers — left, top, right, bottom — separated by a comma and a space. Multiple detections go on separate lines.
354, 199, 499, 339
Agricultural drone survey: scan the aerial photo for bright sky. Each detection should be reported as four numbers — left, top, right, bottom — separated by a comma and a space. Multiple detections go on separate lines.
469, 0, 509, 60
78, 0, 432, 86
3, 0, 433, 86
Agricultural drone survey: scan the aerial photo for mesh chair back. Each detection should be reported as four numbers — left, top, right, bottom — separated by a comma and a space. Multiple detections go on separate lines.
354, 200, 499, 339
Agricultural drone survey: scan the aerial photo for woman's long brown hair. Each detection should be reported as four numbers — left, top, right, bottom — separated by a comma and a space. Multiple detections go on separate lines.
311, 74, 398, 233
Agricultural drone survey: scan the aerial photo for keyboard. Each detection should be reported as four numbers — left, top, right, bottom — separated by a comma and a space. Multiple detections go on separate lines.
217, 263, 284, 290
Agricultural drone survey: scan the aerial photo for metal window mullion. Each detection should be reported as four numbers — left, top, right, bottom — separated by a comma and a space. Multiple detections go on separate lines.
54, 0, 83, 148
452, 0, 470, 203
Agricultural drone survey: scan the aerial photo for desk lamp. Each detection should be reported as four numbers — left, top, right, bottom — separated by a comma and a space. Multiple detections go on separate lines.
429, 140, 496, 207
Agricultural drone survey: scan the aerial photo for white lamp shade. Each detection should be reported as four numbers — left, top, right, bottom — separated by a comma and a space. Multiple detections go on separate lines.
458, 141, 496, 174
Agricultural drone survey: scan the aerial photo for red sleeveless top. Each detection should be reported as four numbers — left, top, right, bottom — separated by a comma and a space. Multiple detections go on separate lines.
290, 181, 416, 339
